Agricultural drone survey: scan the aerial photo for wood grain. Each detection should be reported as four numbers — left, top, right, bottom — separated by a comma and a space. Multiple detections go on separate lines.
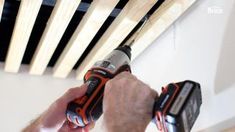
4, 0, 42, 72
29, 0, 81, 75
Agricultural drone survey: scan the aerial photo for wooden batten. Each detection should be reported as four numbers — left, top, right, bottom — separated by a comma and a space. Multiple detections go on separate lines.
29, 0, 81, 75
4, 0, 42, 72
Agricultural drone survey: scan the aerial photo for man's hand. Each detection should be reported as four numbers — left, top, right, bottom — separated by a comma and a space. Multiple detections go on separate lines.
23, 84, 93, 132
23, 72, 157, 132
103, 72, 158, 132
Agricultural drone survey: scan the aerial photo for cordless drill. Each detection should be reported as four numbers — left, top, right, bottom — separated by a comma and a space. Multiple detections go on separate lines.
66, 46, 202, 132
66, 45, 131, 127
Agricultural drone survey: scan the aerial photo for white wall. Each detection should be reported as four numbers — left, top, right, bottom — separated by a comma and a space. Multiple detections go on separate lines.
1, 0, 235, 131
132, 0, 235, 131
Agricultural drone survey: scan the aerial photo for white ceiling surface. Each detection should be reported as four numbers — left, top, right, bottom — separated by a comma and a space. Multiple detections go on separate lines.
1, 0, 235, 131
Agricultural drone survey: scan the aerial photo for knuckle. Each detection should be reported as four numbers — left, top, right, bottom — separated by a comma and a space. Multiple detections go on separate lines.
106, 80, 111, 87
105, 80, 116, 94
67, 88, 74, 93
143, 88, 158, 101
129, 74, 137, 80
117, 71, 131, 79
106, 79, 115, 88
129, 79, 138, 87
119, 71, 130, 76
66, 87, 76, 95
151, 88, 159, 98
118, 77, 127, 82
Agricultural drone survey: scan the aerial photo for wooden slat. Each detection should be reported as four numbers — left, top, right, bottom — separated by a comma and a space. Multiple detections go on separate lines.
131, 0, 196, 60
76, 0, 157, 80
4, 0, 42, 72
53, 0, 119, 78
0, 0, 4, 21
29, 0, 81, 75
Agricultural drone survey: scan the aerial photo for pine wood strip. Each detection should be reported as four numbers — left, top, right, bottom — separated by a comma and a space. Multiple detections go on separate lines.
4, 0, 42, 72
29, 0, 81, 75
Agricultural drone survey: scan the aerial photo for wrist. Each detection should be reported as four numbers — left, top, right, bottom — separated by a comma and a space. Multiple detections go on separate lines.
104, 122, 147, 132
103, 114, 149, 132
38, 113, 63, 131
22, 117, 42, 132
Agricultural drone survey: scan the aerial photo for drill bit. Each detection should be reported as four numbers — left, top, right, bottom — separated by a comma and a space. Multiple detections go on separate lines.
124, 15, 149, 47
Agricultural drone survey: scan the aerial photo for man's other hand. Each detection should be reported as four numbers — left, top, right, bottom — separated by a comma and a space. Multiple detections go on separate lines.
103, 72, 158, 132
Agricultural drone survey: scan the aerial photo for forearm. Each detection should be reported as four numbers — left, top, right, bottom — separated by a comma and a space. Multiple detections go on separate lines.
22, 115, 63, 132
104, 122, 147, 132
22, 116, 42, 132
103, 112, 149, 132
23, 85, 88, 132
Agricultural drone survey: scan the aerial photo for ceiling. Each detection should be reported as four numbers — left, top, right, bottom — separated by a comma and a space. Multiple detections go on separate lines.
0, 0, 162, 69
0, 0, 192, 80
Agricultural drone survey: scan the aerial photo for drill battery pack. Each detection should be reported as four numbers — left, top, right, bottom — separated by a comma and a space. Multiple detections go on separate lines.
153, 80, 202, 132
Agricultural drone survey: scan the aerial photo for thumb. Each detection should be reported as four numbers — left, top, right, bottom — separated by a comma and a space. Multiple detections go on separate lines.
62, 84, 88, 104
